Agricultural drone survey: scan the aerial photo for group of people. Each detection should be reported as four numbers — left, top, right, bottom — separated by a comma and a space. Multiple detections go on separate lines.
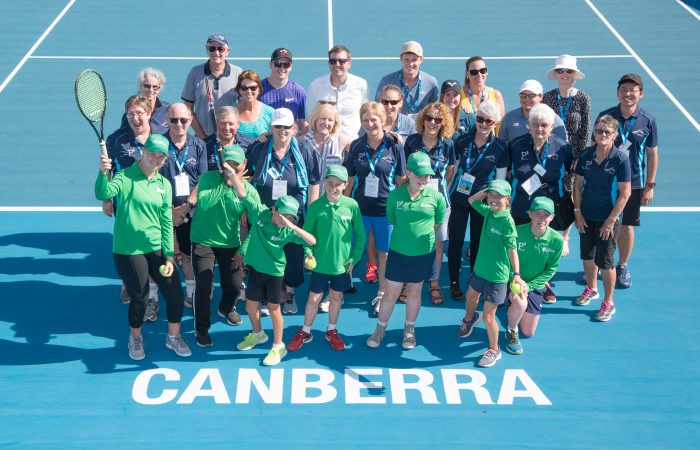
97, 34, 659, 367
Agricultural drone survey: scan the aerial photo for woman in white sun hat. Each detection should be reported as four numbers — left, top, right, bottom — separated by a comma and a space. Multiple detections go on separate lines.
542, 54, 591, 257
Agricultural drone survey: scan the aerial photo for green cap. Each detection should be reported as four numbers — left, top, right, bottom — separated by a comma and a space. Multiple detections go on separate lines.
274, 195, 299, 216
529, 196, 555, 214
144, 134, 169, 156
486, 179, 511, 197
222, 144, 245, 164
407, 152, 435, 176
324, 164, 348, 181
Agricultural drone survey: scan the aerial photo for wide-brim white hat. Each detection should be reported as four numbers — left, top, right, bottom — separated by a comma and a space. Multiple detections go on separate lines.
546, 54, 585, 80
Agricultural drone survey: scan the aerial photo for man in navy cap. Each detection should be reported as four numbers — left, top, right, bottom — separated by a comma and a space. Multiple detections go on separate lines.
260, 48, 308, 134
182, 33, 243, 139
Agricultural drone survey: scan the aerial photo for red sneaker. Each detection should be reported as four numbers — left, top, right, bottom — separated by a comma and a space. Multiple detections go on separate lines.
288, 328, 313, 351
364, 263, 378, 283
325, 329, 345, 351
543, 284, 557, 304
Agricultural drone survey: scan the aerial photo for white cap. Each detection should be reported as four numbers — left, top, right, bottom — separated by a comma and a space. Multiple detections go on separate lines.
546, 54, 585, 80
400, 40, 423, 57
519, 79, 543, 95
270, 108, 294, 126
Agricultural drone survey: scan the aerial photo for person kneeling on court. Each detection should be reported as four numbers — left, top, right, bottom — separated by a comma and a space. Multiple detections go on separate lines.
505, 197, 564, 355
227, 169, 316, 365
288, 165, 366, 352
95, 134, 192, 360
458, 179, 524, 368
366, 152, 446, 350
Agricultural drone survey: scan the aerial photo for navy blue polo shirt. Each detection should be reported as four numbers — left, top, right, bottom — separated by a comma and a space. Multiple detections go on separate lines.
596, 105, 657, 189
509, 134, 573, 219
450, 130, 509, 207
246, 137, 320, 220
106, 124, 168, 174
159, 133, 208, 206
119, 97, 171, 131
203, 134, 242, 172
575, 145, 631, 222
403, 133, 456, 205
344, 133, 406, 217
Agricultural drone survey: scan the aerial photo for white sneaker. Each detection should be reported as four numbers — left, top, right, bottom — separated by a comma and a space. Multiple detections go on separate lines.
283, 291, 298, 314
260, 301, 270, 316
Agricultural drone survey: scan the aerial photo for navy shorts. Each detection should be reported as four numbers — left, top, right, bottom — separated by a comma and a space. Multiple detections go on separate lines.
246, 266, 285, 304
469, 273, 507, 305
525, 288, 546, 315
385, 250, 435, 283
621, 188, 642, 226
579, 220, 620, 270
308, 271, 352, 294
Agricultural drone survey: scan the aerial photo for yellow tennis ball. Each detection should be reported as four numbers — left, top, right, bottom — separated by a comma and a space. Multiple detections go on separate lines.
305, 257, 317, 271
159, 265, 167, 275
510, 281, 522, 295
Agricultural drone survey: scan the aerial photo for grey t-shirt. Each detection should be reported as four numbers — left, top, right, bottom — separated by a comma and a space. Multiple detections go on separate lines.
181, 61, 242, 136
498, 107, 568, 144
374, 70, 439, 116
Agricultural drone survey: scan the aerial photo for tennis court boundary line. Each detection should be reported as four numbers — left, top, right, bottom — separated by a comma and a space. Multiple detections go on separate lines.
676, 0, 700, 20
28, 54, 635, 61
1, 206, 699, 212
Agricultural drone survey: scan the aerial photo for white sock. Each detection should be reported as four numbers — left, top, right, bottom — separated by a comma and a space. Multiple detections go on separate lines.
253, 330, 265, 337
377, 320, 387, 328
405, 321, 415, 327
185, 280, 195, 297
302, 325, 312, 334
327, 323, 337, 331
149, 283, 158, 302
273, 342, 285, 350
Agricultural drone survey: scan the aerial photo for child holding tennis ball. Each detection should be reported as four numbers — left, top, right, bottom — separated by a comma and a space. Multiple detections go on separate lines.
288, 165, 366, 352
458, 179, 524, 368
227, 168, 316, 366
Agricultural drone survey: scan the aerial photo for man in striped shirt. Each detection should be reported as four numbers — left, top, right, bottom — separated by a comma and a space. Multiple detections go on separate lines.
260, 47, 308, 135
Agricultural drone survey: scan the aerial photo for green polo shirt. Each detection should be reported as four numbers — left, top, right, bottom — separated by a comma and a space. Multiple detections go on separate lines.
303, 195, 366, 275
386, 185, 446, 256
514, 224, 563, 291
472, 201, 517, 283
190, 172, 259, 248
238, 194, 306, 277
94, 164, 174, 257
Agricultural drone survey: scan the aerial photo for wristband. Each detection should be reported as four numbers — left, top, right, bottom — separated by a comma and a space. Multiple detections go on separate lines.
645, 181, 656, 189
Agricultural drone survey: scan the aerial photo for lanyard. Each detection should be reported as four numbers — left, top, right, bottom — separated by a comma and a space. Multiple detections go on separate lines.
618, 117, 636, 144
421, 139, 443, 174
468, 85, 486, 113
364, 139, 387, 175
465, 135, 492, 173
399, 71, 422, 114
169, 142, 189, 174
214, 135, 221, 168
557, 91, 572, 121
393, 115, 401, 133
530, 137, 549, 166
266, 141, 292, 179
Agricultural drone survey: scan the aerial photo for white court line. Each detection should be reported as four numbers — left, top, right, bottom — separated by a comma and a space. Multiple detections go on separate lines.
677, 0, 700, 20
28, 54, 634, 61
586, 0, 700, 134
1, 206, 699, 212
327, 0, 334, 49
0, 0, 76, 94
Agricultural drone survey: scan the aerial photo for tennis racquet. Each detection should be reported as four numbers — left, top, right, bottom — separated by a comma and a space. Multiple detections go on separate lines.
74, 69, 108, 156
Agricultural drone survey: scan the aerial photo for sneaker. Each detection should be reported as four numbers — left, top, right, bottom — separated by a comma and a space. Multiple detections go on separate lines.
237, 331, 269, 351
366, 324, 386, 348
478, 348, 502, 368
319, 295, 330, 313
575, 287, 600, 306
543, 285, 557, 304
144, 299, 159, 322
505, 329, 523, 355
260, 301, 270, 317
595, 301, 616, 322
364, 262, 378, 283
283, 291, 298, 314
165, 334, 192, 357
371, 294, 383, 315
457, 312, 480, 338
288, 328, 313, 351
218, 307, 242, 326
184, 292, 193, 309
450, 282, 464, 300
128, 335, 145, 360
616, 265, 632, 289
262, 346, 287, 366
119, 285, 131, 304
325, 329, 345, 351
402, 325, 416, 350
195, 331, 213, 347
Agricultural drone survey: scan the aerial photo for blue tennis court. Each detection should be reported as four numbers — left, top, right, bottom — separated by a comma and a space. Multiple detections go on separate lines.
1, 0, 699, 448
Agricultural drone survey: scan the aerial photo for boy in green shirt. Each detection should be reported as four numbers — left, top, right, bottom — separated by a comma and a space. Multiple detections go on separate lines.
458, 179, 524, 368
227, 169, 316, 366
505, 197, 564, 355
288, 165, 366, 352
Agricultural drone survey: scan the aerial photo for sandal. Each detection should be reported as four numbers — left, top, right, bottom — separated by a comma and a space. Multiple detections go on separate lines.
398, 284, 408, 303
430, 284, 444, 305
562, 236, 570, 257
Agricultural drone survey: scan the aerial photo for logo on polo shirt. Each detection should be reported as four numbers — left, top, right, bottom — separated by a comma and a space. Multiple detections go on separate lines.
604, 166, 616, 175
521, 152, 529, 160
340, 215, 352, 220
485, 155, 496, 162
420, 202, 429, 208
632, 129, 647, 138
549, 153, 559, 161
396, 201, 404, 208
583, 160, 593, 170
517, 242, 527, 251
270, 236, 284, 242
490, 227, 502, 236
542, 247, 556, 253
156, 187, 165, 193
514, 122, 520, 127
186, 157, 197, 165
127, 147, 137, 157
284, 97, 295, 102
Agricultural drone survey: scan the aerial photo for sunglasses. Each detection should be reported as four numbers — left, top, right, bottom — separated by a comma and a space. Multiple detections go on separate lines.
424, 115, 443, 124
207, 45, 226, 53
519, 93, 539, 100
319, 100, 337, 105
273, 61, 291, 69
475, 116, 495, 126
142, 83, 160, 90
381, 99, 401, 106
239, 85, 258, 92
555, 68, 575, 75
328, 58, 348, 65
468, 67, 488, 76
618, 87, 641, 94
594, 128, 615, 136
169, 117, 189, 124
273, 125, 293, 130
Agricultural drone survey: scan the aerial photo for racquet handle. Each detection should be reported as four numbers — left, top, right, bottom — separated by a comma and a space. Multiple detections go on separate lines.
99, 140, 107, 157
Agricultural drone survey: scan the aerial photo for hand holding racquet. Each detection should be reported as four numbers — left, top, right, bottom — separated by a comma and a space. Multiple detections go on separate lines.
74, 69, 108, 156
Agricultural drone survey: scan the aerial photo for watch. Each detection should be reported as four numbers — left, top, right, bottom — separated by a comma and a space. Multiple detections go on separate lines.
645, 181, 656, 189
187, 201, 196, 210
573, 208, 581, 212
513, 272, 521, 276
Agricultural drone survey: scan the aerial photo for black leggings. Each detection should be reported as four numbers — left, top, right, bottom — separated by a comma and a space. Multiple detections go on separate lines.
113, 251, 184, 329
191, 243, 244, 333
447, 202, 485, 284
